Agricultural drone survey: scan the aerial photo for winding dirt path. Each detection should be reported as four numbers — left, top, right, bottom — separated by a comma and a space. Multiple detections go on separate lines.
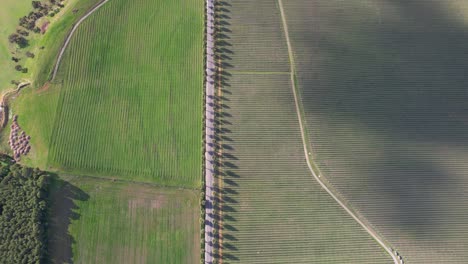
276, 0, 403, 263
51, 0, 110, 80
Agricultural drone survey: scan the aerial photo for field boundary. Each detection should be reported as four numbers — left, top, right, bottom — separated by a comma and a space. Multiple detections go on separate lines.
58, 173, 199, 191
51, 0, 110, 80
276, 0, 402, 263
204, 0, 216, 263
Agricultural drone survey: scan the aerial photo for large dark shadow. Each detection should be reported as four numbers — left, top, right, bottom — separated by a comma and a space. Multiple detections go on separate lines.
288, 0, 468, 239
47, 174, 89, 264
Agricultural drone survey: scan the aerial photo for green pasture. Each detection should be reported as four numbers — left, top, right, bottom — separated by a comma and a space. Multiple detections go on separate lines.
0, 0, 30, 93
1, 0, 103, 158
47, 175, 200, 263
0, 0, 102, 93
11, 0, 204, 187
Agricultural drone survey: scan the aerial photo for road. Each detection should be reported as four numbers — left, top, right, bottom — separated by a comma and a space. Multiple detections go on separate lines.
276, 0, 403, 263
52, 0, 110, 80
204, 0, 216, 263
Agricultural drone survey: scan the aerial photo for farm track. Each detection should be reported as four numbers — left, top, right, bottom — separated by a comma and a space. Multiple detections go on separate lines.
51, 0, 110, 80
277, 0, 401, 263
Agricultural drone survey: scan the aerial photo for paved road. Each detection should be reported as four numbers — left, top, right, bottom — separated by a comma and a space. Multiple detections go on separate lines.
204, 0, 216, 263
277, 0, 403, 263
52, 0, 110, 80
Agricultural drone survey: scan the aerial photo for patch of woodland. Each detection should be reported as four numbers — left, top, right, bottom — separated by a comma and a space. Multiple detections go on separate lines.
8, 0, 66, 84
0, 154, 50, 263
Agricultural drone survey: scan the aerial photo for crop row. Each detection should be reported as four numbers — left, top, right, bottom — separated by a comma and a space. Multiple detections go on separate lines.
282, 0, 468, 262
216, 1, 390, 262
47, 0, 204, 187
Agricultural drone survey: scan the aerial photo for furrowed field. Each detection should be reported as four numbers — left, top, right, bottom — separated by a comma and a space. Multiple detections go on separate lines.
14, 0, 204, 187
283, 0, 468, 262
216, 0, 389, 262
47, 175, 200, 263
3, 0, 204, 262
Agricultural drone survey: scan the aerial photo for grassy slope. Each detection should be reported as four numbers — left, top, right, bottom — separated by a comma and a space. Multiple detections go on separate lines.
27, 0, 105, 87
218, 0, 389, 263
0, 0, 102, 92
43, 0, 203, 187
0, 0, 31, 93
48, 175, 200, 264
1, 0, 103, 160
283, 0, 468, 262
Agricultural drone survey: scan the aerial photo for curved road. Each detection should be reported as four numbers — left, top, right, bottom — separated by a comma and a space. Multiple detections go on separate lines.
52, 0, 110, 80
276, 0, 403, 263
204, 0, 216, 263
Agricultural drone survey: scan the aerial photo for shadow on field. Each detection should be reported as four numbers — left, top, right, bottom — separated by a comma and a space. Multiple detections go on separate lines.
212, 0, 240, 262
292, 0, 468, 236
47, 174, 89, 264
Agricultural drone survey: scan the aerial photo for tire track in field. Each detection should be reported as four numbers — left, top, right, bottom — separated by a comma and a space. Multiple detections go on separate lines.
52, 0, 110, 80
276, 0, 403, 263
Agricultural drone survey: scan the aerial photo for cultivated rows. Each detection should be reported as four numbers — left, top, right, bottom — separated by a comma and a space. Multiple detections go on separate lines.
282, 0, 468, 262
48, 176, 200, 263
48, 0, 204, 187
217, 0, 390, 262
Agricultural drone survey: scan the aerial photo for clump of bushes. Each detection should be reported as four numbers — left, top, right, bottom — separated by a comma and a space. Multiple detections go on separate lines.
8, 0, 66, 75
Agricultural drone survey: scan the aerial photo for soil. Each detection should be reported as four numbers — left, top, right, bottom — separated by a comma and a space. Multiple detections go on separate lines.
41, 21, 50, 34
37, 82, 50, 93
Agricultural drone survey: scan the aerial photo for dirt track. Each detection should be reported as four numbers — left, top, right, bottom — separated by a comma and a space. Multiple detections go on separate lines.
52, 0, 110, 80
277, 0, 402, 263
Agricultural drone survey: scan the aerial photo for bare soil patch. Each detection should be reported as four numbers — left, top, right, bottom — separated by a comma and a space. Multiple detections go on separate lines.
37, 82, 50, 93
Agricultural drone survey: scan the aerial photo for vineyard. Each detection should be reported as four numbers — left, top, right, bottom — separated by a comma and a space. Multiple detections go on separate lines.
216, 0, 390, 262
283, 0, 468, 262
1, 0, 204, 263
43, 0, 204, 186
47, 175, 200, 263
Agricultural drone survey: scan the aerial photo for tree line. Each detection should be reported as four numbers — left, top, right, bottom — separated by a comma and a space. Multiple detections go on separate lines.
0, 154, 49, 264
8, 0, 66, 79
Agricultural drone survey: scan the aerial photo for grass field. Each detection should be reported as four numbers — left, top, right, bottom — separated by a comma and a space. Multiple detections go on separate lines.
0, 0, 102, 93
216, 1, 390, 262
0, 0, 30, 93
47, 175, 200, 264
9, 0, 204, 187
283, 0, 468, 262
3, 1, 205, 263
0, 0, 104, 158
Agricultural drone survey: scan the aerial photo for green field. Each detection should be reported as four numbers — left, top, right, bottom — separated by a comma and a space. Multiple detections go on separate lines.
0, 0, 102, 93
283, 0, 468, 262
2, 0, 205, 263
48, 175, 200, 264
217, 0, 390, 262
0, 0, 30, 93
10, 0, 204, 187
0, 0, 104, 157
